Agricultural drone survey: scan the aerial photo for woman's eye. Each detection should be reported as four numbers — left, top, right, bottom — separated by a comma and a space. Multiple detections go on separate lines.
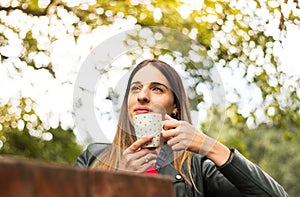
152, 87, 163, 92
130, 85, 140, 91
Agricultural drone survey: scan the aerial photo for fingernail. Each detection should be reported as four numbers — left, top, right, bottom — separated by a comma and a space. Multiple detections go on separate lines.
148, 135, 154, 139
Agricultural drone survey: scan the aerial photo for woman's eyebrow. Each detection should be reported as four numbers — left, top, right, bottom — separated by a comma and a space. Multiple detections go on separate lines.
130, 81, 141, 85
130, 81, 169, 89
151, 82, 168, 88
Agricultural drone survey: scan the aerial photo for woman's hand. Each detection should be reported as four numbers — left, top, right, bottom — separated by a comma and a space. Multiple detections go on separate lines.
162, 115, 231, 166
162, 115, 205, 153
118, 136, 157, 173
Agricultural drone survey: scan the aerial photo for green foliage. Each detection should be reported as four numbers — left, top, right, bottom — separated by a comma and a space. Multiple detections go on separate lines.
0, 98, 82, 165
201, 107, 300, 195
242, 127, 300, 197
1, 126, 82, 165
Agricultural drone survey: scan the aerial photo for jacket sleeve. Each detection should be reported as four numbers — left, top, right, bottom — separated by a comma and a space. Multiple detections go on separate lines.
201, 157, 243, 196
74, 143, 110, 167
216, 149, 288, 197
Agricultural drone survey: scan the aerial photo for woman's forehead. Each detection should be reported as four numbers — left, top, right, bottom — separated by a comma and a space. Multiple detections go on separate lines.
131, 65, 170, 87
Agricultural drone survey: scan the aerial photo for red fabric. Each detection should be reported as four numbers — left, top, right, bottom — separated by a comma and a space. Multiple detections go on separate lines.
144, 165, 158, 176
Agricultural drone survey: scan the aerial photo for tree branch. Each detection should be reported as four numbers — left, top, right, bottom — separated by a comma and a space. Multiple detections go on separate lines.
0, 0, 72, 16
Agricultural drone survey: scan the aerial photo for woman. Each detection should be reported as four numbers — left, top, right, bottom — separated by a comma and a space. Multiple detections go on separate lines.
75, 59, 288, 196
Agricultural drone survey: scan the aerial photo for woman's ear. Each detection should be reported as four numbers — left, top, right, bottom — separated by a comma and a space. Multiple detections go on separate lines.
171, 108, 178, 117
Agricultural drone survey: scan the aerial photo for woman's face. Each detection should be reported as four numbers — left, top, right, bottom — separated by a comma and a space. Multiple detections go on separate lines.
127, 65, 177, 121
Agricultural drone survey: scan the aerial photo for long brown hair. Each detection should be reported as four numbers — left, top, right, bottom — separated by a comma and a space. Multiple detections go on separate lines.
92, 59, 196, 187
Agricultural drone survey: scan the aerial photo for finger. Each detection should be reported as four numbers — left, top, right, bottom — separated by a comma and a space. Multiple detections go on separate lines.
130, 152, 157, 172
165, 135, 181, 147
128, 150, 158, 173
164, 114, 173, 120
121, 149, 152, 171
163, 120, 181, 131
144, 152, 157, 162
139, 154, 156, 165
166, 135, 189, 151
135, 149, 157, 163
170, 142, 186, 152
162, 128, 178, 139
127, 136, 153, 152
122, 148, 151, 167
146, 152, 158, 162
124, 148, 151, 160
139, 160, 157, 173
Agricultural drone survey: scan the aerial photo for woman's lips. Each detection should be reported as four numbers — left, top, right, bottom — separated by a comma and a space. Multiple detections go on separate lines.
134, 107, 151, 115
134, 109, 150, 114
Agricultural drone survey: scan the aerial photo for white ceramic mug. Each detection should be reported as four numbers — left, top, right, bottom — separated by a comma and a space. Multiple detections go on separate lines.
133, 113, 163, 148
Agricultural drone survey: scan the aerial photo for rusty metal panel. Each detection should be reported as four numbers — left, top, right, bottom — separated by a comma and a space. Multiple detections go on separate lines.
0, 157, 88, 197
0, 156, 174, 197
89, 169, 174, 197
0, 157, 34, 197
30, 163, 88, 197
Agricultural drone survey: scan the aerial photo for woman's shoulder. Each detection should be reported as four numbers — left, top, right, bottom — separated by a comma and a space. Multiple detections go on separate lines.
86, 143, 111, 154
74, 143, 111, 167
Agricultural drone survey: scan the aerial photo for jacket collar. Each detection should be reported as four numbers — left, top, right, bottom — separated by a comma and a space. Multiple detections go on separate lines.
156, 142, 174, 168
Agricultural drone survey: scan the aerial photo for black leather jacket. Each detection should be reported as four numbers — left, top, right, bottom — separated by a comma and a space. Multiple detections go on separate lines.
75, 143, 288, 197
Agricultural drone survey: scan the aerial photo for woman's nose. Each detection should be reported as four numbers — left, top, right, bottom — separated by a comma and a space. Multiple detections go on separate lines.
137, 88, 149, 103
